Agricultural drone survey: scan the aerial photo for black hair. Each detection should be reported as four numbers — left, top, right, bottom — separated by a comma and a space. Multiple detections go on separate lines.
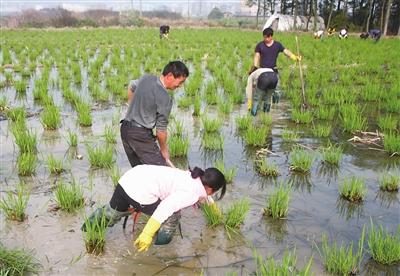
162, 61, 189, 78
257, 72, 278, 91
190, 167, 226, 200
262, 27, 274, 37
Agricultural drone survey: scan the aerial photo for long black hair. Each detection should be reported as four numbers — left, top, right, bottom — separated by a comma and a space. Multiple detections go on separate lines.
191, 167, 226, 200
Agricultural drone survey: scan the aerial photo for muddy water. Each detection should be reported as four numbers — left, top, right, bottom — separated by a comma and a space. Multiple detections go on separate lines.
1, 82, 400, 275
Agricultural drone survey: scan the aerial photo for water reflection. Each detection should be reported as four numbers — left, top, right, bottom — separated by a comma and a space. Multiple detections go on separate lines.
363, 257, 400, 276
374, 191, 399, 209
80, 125, 93, 137
288, 174, 312, 193
172, 157, 189, 170
336, 197, 364, 221
263, 216, 288, 242
200, 149, 223, 166
317, 164, 339, 185
41, 129, 61, 146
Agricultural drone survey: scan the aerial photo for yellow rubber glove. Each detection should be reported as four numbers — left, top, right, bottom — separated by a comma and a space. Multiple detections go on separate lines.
289, 53, 302, 62
247, 99, 252, 111
134, 217, 161, 252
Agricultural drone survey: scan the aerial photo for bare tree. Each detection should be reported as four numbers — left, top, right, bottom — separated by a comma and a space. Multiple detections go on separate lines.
365, 0, 374, 31
383, 0, 393, 35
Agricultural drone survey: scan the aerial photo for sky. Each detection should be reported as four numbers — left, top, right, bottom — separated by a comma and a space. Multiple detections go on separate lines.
0, 0, 246, 14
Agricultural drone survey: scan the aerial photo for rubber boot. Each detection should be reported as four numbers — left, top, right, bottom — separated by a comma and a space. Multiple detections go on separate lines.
263, 103, 271, 113
81, 204, 131, 232
272, 92, 280, 104
251, 102, 258, 116
154, 212, 181, 245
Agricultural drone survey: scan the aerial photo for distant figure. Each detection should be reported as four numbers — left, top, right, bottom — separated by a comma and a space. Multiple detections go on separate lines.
360, 32, 369, 39
369, 29, 381, 41
339, 28, 348, 39
159, 25, 170, 39
314, 30, 324, 39
327, 27, 336, 37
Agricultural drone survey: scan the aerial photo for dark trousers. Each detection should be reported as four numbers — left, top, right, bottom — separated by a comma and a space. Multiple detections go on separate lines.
120, 121, 167, 167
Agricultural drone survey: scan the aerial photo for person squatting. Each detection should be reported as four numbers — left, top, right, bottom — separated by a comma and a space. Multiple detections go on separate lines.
82, 165, 227, 252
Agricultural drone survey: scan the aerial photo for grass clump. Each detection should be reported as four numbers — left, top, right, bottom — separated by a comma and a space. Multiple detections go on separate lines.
378, 171, 399, 192
258, 113, 273, 126
82, 213, 108, 255
40, 105, 61, 130
224, 198, 250, 232
202, 116, 222, 133
76, 102, 92, 127
312, 124, 332, 138
319, 143, 343, 166
0, 183, 30, 222
263, 183, 291, 219
103, 125, 117, 144
254, 157, 280, 177
0, 244, 40, 275
201, 133, 224, 151
383, 132, 400, 155
109, 166, 121, 187
6, 107, 26, 122
235, 114, 252, 131
168, 135, 189, 157
291, 109, 313, 124
281, 129, 300, 142
17, 152, 37, 176
368, 219, 400, 265
14, 79, 27, 94
317, 226, 365, 275
86, 145, 114, 168
244, 125, 269, 147
12, 127, 37, 154
192, 95, 201, 116
214, 160, 237, 184
340, 104, 367, 132
378, 115, 398, 132
339, 176, 367, 202
254, 248, 313, 276
66, 129, 78, 147
46, 154, 64, 174
55, 179, 84, 213
201, 203, 224, 227
289, 147, 314, 173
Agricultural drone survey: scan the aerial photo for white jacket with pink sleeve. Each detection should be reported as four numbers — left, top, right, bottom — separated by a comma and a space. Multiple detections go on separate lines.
118, 165, 207, 224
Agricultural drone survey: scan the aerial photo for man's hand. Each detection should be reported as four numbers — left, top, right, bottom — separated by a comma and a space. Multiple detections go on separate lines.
248, 65, 258, 75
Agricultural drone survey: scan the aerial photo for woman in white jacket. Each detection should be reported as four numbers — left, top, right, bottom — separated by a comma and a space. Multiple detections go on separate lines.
82, 164, 226, 252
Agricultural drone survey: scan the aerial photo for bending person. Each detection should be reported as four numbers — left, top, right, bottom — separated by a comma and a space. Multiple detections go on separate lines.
247, 69, 278, 116
82, 165, 226, 252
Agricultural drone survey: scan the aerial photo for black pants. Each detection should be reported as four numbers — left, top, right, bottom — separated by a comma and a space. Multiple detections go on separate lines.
120, 120, 167, 167
110, 184, 161, 215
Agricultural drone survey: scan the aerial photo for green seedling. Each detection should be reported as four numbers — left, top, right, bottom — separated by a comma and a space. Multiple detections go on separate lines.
76, 102, 92, 127
168, 135, 189, 157
41, 105, 61, 130
258, 113, 273, 126
109, 166, 121, 187
86, 145, 114, 168
378, 171, 399, 192
17, 152, 37, 176
202, 116, 222, 133
291, 109, 313, 124
214, 160, 237, 184
383, 132, 400, 155
282, 129, 299, 142
0, 183, 30, 222
312, 124, 331, 138
224, 198, 250, 233
244, 125, 269, 147
201, 133, 224, 151
201, 203, 223, 227
319, 143, 343, 166
103, 125, 117, 144
235, 114, 252, 131
82, 213, 108, 255
289, 147, 314, 173
14, 79, 27, 94
66, 129, 78, 147
46, 154, 64, 174
263, 183, 291, 219
177, 96, 192, 109
378, 115, 398, 132
12, 127, 37, 154
55, 179, 84, 213
0, 245, 40, 275
192, 96, 201, 116
6, 107, 26, 122
339, 176, 367, 202
254, 157, 280, 177
368, 219, 400, 265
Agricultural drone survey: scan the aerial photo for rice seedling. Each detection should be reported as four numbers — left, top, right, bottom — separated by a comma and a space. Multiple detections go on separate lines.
254, 156, 280, 177
0, 96, 7, 111
0, 245, 41, 275
4, 71, 13, 85
177, 96, 192, 109
319, 143, 343, 166
214, 160, 237, 184
291, 109, 313, 124
201, 133, 224, 151
55, 179, 84, 212
192, 95, 201, 116
82, 212, 108, 255
103, 125, 117, 144
317, 226, 365, 275
168, 135, 189, 157
86, 145, 114, 168
109, 166, 121, 187
65, 130, 78, 148
224, 198, 250, 232
235, 114, 252, 131
202, 116, 222, 133
244, 125, 269, 147
383, 132, 400, 155
17, 152, 37, 176
378, 171, 399, 192
40, 105, 61, 130
201, 202, 224, 227
46, 154, 64, 174
281, 129, 300, 142
14, 79, 27, 94
289, 147, 315, 173
378, 115, 398, 132
368, 219, 400, 265
205, 92, 218, 105
263, 183, 291, 219
0, 183, 30, 222
339, 176, 367, 202
76, 102, 92, 127
254, 248, 313, 276
258, 113, 273, 126
217, 97, 233, 115
315, 105, 336, 121
311, 124, 332, 138
340, 104, 367, 132
170, 120, 184, 137
6, 107, 25, 122
12, 127, 37, 154
385, 98, 400, 113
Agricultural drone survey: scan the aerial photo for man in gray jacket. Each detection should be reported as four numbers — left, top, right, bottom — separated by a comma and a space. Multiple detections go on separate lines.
121, 61, 189, 168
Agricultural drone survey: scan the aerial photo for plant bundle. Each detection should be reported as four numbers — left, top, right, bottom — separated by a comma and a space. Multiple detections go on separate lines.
40, 105, 61, 130
0, 183, 30, 222
46, 154, 64, 175
202, 116, 222, 133
201, 133, 224, 151
0, 245, 41, 275
244, 125, 269, 147
86, 145, 114, 168
82, 213, 108, 255
368, 219, 400, 265
235, 114, 252, 131
339, 176, 367, 202
254, 157, 280, 177
224, 198, 250, 232
378, 171, 399, 192
168, 135, 189, 157
319, 143, 343, 166
289, 147, 314, 173
55, 179, 84, 213
201, 203, 224, 227
103, 125, 117, 144
264, 183, 291, 219
17, 152, 37, 176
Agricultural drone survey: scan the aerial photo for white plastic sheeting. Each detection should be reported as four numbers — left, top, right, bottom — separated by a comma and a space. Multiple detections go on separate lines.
263, 13, 325, 32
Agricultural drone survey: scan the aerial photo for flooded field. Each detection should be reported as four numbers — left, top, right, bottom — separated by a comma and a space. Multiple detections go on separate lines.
1, 29, 399, 275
